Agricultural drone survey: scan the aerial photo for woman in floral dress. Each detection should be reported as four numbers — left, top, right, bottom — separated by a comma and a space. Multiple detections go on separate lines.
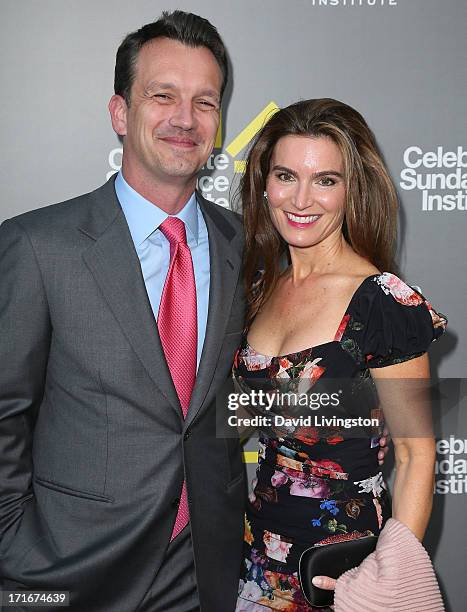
233, 99, 446, 611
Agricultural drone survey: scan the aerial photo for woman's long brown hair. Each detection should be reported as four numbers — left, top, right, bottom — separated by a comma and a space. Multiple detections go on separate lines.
239, 98, 399, 324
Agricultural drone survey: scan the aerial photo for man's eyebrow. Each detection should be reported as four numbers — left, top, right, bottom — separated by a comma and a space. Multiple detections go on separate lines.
145, 80, 177, 92
145, 81, 220, 101
197, 89, 221, 101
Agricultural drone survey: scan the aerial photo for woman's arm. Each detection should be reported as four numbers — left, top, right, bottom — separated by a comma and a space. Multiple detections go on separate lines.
371, 352, 436, 541
313, 352, 436, 592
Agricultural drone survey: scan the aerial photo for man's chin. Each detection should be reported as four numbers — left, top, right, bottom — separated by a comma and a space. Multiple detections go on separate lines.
161, 155, 206, 176
152, 161, 201, 183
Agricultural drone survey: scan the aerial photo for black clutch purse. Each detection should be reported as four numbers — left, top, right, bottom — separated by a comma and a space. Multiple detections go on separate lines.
298, 535, 378, 608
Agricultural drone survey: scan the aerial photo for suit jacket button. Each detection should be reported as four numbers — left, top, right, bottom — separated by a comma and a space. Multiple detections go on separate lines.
184, 431, 191, 441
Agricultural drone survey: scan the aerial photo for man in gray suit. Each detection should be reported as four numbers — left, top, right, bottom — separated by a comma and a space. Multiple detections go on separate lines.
0, 11, 245, 612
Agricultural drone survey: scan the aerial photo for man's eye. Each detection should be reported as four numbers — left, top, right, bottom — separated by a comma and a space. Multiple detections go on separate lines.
154, 94, 171, 101
198, 100, 217, 109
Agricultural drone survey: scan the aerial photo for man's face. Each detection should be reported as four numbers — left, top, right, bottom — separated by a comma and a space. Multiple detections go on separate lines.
110, 37, 222, 187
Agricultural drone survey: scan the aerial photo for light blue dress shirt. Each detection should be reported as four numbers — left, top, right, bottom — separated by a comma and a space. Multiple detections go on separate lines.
115, 172, 210, 369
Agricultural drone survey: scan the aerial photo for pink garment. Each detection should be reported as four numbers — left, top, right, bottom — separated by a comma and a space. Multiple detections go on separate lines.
158, 217, 197, 540
334, 518, 445, 611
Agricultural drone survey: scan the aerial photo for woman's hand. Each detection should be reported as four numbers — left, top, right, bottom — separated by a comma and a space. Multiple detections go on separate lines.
312, 576, 336, 610
312, 575, 336, 590
378, 424, 391, 465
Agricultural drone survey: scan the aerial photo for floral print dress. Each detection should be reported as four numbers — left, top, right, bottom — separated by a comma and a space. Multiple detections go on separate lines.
234, 273, 447, 612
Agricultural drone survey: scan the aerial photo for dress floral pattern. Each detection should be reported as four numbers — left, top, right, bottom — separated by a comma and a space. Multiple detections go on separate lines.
234, 273, 447, 611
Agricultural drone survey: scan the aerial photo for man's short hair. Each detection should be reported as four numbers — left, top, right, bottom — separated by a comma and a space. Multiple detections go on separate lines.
114, 10, 228, 105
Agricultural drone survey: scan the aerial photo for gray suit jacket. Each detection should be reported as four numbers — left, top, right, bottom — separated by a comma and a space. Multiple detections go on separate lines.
0, 177, 246, 611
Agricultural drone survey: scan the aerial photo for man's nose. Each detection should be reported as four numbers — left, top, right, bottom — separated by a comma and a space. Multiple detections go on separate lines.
169, 101, 196, 131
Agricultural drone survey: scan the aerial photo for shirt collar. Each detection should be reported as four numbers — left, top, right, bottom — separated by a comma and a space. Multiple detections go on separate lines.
115, 171, 199, 247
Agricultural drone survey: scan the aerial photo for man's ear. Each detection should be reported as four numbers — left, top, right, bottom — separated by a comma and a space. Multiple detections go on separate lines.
108, 94, 128, 136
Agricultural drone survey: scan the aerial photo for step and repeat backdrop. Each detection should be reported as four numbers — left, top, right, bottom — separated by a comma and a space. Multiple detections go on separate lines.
1, 0, 466, 610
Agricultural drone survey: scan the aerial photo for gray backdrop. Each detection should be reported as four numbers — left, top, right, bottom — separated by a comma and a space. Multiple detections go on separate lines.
1, 0, 466, 610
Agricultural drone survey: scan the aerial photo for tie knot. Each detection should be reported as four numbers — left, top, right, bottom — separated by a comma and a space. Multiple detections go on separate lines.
159, 217, 187, 246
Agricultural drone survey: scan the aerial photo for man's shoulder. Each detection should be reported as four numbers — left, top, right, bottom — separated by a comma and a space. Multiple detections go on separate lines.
3, 180, 117, 237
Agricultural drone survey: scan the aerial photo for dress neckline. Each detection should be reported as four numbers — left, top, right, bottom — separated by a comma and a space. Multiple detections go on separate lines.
244, 338, 338, 360
245, 273, 380, 359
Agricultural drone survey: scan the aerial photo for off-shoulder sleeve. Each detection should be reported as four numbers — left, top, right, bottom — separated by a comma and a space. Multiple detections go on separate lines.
362, 273, 447, 369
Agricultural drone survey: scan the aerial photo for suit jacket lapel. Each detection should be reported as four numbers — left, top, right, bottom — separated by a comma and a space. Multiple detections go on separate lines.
80, 179, 182, 417
184, 193, 243, 428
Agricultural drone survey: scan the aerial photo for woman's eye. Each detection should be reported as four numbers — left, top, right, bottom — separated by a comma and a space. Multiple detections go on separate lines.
276, 172, 294, 182
318, 177, 336, 186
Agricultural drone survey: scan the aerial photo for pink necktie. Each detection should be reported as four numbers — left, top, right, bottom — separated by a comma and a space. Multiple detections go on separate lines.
158, 217, 197, 540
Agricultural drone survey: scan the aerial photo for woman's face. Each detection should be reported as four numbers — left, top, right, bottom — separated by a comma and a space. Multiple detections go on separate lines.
265, 135, 346, 249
